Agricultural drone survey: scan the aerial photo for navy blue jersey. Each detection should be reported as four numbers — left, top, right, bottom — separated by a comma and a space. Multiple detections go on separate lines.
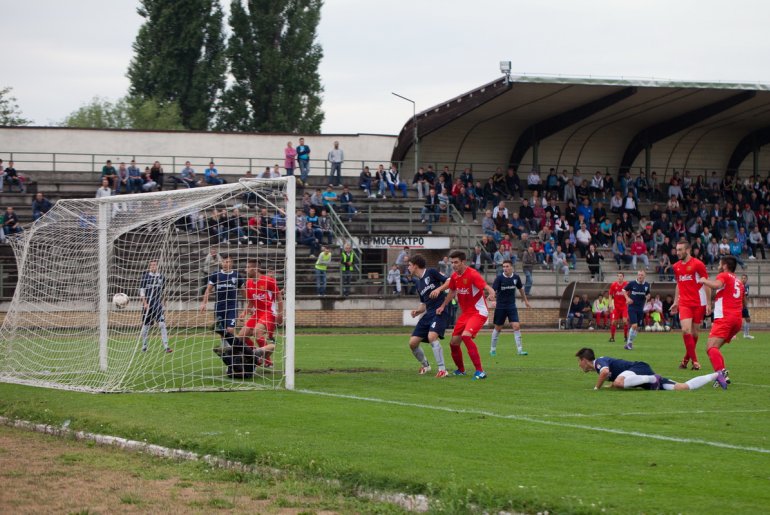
594, 356, 653, 381
139, 272, 165, 306
208, 270, 244, 310
415, 268, 447, 313
492, 273, 523, 308
745, 284, 750, 297
623, 280, 650, 310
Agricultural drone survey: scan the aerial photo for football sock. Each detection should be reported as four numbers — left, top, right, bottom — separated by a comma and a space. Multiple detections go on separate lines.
683, 333, 695, 363
430, 341, 446, 370
627, 328, 637, 344
461, 335, 483, 371
685, 373, 718, 390
622, 374, 654, 388
743, 321, 750, 336
691, 333, 699, 363
450, 344, 464, 371
412, 346, 428, 366
140, 325, 150, 347
159, 322, 169, 348
490, 329, 500, 352
256, 337, 267, 348
514, 330, 523, 352
610, 324, 616, 339
707, 347, 725, 372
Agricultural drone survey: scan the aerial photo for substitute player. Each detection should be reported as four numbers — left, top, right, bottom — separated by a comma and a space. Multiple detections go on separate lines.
432, 250, 496, 380
576, 347, 721, 391
696, 256, 743, 390
490, 260, 531, 357
622, 269, 650, 350
740, 273, 754, 339
670, 239, 710, 370
139, 259, 172, 353
406, 254, 449, 378
240, 259, 283, 367
608, 271, 629, 343
200, 254, 246, 352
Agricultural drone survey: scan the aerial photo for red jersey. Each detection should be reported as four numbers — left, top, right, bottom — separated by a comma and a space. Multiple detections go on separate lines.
246, 275, 280, 317
448, 266, 489, 317
673, 257, 708, 307
609, 281, 628, 310
713, 272, 744, 320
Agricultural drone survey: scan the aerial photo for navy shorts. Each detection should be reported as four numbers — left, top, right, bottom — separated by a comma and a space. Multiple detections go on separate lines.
628, 361, 655, 376
493, 305, 520, 326
215, 308, 238, 333
412, 311, 448, 343
742, 307, 750, 318
628, 308, 645, 325
142, 303, 165, 325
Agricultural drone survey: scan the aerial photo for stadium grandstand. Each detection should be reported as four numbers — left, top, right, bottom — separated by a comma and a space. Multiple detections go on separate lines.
3, 75, 770, 329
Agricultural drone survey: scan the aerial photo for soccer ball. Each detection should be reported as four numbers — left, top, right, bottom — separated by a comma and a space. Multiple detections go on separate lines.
112, 293, 129, 309
644, 325, 652, 332
664, 325, 672, 332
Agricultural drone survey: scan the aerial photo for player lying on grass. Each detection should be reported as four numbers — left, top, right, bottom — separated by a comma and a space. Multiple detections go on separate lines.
575, 347, 726, 391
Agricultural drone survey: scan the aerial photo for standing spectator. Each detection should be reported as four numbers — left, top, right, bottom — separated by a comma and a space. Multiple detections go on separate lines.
284, 141, 297, 176
315, 246, 332, 295
296, 137, 311, 185
31, 192, 53, 221
359, 166, 373, 197
386, 164, 408, 198
340, 242, 355, 296
327, 141, 344, 187
204, 162, 223, 185
178, 161, 198, 188
421, 187, 441, 235
3, 206, 22, 236
339, 186, 357, 222
150, 161, 164, 190
413, 167, 429, 199
521, 246, 536, 295
630, 235, 650, 270
585, 243, 604, 281
100, 160, 117, 190
395, 246, 410, 274
387, 264, 402, 294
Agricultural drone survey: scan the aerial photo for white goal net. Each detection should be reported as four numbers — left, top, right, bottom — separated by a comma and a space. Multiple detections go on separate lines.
0, 177, 296, 393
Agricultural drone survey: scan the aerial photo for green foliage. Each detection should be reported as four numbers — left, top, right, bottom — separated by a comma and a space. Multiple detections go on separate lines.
0, 86, 32, 126
215, 0, 325, 133
127, 0, 226, 130
2, 331, 769, 513
59, 96, 184, 130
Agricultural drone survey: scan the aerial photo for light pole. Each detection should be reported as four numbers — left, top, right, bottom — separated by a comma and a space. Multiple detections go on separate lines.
392, 92, 419, 179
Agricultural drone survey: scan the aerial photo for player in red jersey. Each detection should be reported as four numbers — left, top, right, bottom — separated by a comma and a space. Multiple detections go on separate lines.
697, 255, 743, 389
608, 271, 629, 343
432, 250, 496, 380
239, 259, 283, 366
669, 239, 710, 370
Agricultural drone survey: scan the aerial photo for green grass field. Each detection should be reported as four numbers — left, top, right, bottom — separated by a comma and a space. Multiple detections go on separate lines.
1, 329, 769, 513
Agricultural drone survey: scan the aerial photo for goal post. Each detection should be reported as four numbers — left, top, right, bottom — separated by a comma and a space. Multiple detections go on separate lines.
0, 177, 296, 393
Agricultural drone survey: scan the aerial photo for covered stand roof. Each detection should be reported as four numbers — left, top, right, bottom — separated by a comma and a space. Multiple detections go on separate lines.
391, 76, 770, 179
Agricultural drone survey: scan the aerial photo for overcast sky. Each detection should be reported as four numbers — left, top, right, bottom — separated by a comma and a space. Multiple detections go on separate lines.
3, 0, 770, 135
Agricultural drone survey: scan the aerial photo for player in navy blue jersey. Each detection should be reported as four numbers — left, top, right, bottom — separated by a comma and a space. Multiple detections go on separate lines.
139, 260, 172, 353
200, 254, 246, 352
740, 274, 754, 339
575, 347, 719, 391
407, 254, 449, 378
490, 260, 531, 357
622, 269, 651, 350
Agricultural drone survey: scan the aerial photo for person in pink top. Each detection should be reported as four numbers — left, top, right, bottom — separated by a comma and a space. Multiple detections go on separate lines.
432, 250, 496, 380
284, 141, 297, 176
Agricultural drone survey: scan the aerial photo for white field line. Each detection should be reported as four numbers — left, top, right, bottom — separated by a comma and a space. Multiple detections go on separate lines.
296, 389, 770, 455
534, 408, 770, 418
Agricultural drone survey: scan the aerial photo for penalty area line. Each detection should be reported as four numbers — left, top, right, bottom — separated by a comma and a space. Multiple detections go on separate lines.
295, 389, 770, 455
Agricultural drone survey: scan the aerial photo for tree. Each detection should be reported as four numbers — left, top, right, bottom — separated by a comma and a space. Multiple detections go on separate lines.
127, 0, 226, 130
216, 0, 324, 133
0, 87, 32, 126
60, 96, 184, 130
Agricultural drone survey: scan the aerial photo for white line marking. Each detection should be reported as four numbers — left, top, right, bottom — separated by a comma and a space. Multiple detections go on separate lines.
735, 382, 770, 389
296, 389, 770, 455
534, 408, 770, 418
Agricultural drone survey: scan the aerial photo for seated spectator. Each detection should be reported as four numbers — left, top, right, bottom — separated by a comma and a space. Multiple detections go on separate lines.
386, 164, 408, 198
31, 192, 53, 221
142, 167, 158, 192
563, 179, 577, 204
413, 167, 429, 199
310, 188, 325, 212
622, 191, 640, 220
114, 162, 129, 194
527, 170, 542, 193
729, 236, 746, 269
272, 209, 287, 244
459, 167, 474, 188
469, 245, 488, 272
317, 209, 334, 245
552, 244, 570, 282
481, 177, 500, 210
609, 190, 624, 214
575, 222, 592, 257
503, 167, 521, 200
592, 293, 610, 329
101, 160, 117, 191
657, 252, 673, 281
455, 186, 477, 221
387, 264, 402, 295
566, 295, 586, 329
576, 180, 591, 203
204, 161, 224, 185
630, 235, 649, 270
322, 184, 338, 210
375, 164, 389, 198
3, 206, 23, 236
177, 161, 199, 188
339, 186, 357, 222
481, 209, 500, 241
613, 234, 633, 268
359, 166, 373, 197
493, 248, 511, 275
519, 199, 536, 234
299, 221, 321, 257
124, 161, 142, 193
150, 161, 164, 190
227, 208, 247, 244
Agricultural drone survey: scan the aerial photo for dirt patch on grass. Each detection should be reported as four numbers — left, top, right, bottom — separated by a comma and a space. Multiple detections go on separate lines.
0, 426, 378, 514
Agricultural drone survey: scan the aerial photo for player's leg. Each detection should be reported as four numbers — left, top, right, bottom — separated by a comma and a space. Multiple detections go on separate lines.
140, 308, 152, 352
427, 312, 449, 377
689, 306, 705, 369
460, 314, 487, 378
679, 314, 695, 369
511, 307, 526, 355
671, 372, 720, 390
614, 368, 658, 389
239, 318, 256, 347
490, 308, 506, 356
408, 328, 431, 374
609, 310, 618, 341
157, 308, 171, 352
743, 308, 753, 338
625, 311, 639, 350
450, 314, 468, 374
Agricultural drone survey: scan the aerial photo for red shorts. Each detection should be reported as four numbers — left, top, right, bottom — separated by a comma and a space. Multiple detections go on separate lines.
709, 317, 742, 343
611, 307, 628, 321
452, 312, 488, 338
679, 304, 705, 324
245, 314, 276, 338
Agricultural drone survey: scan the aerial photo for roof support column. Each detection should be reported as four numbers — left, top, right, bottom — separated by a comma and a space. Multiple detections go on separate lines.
532, 140, 540, 172
645, 143, 652, 177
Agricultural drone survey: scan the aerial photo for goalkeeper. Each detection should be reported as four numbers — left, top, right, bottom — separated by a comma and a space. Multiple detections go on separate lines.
139, 260, 172, 353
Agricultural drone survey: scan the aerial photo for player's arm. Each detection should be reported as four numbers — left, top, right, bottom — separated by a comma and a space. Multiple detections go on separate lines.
595, 367, 610, 390
276, 289, 285, 325
670, 283, 679, 313
411, 303, 426, 318
436, 289, 455, 315
200, 283, 213, 311
429, 277, 452, 298
698, 277, 724, 290
519, 287, 531, 308
484, 283, 496, 302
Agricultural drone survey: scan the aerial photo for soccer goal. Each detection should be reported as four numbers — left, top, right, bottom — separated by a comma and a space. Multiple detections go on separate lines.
0, 177, 296, 393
